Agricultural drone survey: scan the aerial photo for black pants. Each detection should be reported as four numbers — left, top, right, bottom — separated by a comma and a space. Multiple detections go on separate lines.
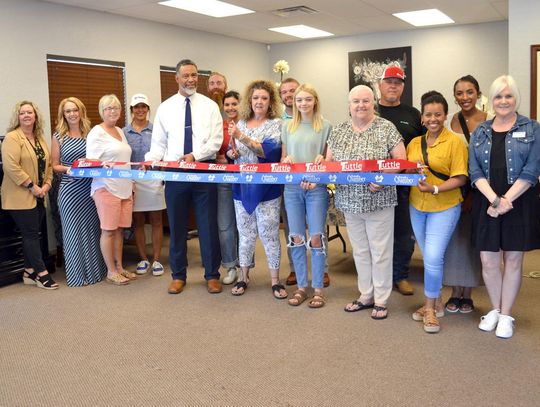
8, 201, 47, 273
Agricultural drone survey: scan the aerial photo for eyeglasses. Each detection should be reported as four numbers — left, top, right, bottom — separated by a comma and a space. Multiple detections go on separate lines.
64, 108, 79, 115
104, 106, 121, 112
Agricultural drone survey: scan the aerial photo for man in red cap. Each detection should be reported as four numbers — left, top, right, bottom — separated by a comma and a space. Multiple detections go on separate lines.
378, 66, 424, 296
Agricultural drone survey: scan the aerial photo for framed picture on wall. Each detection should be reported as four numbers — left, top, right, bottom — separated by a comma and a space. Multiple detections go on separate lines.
348, 46, 412, 105
530, 44, 540, 120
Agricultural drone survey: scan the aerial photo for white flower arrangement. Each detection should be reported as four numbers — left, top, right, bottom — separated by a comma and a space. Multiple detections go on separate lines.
273, 59, 290, 84
273, 59, 290, 74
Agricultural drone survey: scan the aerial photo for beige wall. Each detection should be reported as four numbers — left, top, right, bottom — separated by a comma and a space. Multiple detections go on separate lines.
0, 1, 517, 133
509, 0, 540, 116
0, 0, 269, 136
268, 21, 508, 124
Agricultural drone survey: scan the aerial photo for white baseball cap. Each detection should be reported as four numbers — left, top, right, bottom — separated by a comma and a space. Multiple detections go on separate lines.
130, 93, 150, 107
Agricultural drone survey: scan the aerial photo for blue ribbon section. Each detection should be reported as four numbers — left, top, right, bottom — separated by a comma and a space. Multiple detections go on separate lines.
69, 168, 423, 186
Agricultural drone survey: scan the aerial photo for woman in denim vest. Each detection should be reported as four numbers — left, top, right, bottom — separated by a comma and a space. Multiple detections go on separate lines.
469, 75, 540, 339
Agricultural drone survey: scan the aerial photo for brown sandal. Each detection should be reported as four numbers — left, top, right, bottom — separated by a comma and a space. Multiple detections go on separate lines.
106, 273, 130, 286
120, 269, 137, 280
308, 294, 326, 308
288, 289, 308, 306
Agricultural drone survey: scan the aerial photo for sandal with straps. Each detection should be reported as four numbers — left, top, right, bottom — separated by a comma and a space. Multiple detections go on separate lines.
371, 305, 388, 320
23, 270, 38, 285
423, 308, 440, 333
35, 273, 59, 290
344, 300, 374, 312
445, 297, 460, 313
272, 283, 288, 299
288, 289, 308, 306
106, 273, 130, 286
120, 269, 137, 280
459, 298, 474, 313
308, 294, 327, 309
232, 281, 248, 296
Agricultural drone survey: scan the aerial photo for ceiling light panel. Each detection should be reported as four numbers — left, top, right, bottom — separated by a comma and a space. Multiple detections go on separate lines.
393, 8, 454, 27
268, 25, 334, 39
159, 0, 254, 18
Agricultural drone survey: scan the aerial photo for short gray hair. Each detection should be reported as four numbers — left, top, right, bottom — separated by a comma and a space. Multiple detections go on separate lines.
348, 85, 374, 102
488, 75, 520, 112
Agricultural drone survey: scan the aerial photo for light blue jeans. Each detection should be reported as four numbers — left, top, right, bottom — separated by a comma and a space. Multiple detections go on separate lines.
217, 183, 238, 269
410, 204, 461, 299
284, 184, 329, 289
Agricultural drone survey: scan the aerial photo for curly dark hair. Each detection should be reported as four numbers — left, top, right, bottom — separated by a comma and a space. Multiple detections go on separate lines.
239, 80, 282, 120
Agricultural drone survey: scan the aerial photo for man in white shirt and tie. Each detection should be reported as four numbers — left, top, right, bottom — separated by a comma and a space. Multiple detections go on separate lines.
146, 59, 223, 295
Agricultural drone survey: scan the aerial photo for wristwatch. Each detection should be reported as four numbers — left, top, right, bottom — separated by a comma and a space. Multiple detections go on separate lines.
26, 182, 34, 189
432, 185, 439, 195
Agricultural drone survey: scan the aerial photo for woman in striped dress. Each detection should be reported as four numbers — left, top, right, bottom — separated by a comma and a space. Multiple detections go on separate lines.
51, 97, 106, 286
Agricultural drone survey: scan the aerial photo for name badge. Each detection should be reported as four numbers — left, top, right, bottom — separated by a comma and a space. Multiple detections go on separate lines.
512, 132, 526, 138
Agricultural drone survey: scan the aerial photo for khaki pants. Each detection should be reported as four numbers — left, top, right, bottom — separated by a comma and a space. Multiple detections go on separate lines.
345, 207, 394, 306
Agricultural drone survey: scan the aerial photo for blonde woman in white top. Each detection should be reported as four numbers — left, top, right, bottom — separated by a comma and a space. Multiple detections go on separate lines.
86, 94, 134, 285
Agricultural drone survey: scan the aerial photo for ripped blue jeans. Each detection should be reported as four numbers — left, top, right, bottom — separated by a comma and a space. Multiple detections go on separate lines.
284, 184, 329, 289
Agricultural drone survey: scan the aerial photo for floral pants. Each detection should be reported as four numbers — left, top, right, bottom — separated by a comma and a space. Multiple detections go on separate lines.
234, 197, 281, 270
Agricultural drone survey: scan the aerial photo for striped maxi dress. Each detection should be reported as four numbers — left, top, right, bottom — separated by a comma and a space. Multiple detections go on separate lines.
56, 134, 106, 286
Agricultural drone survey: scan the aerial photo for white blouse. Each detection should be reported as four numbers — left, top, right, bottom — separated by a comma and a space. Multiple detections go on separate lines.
86, 125, 133, 199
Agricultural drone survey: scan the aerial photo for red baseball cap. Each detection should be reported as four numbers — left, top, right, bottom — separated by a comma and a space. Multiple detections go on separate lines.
381, 66, 405, 81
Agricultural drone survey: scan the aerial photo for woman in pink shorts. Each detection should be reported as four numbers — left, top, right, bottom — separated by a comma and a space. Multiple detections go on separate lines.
86, 94, 135, 285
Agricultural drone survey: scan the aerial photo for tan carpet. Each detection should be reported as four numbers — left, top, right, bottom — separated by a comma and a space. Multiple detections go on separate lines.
1, 228, 539, 407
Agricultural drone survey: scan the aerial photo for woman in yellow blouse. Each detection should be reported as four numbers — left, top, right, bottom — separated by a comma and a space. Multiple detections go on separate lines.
407, 91, 468, 333
1, 100, 57, 289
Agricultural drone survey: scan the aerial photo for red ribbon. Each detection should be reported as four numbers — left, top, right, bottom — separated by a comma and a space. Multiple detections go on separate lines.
72, 158, 421, 173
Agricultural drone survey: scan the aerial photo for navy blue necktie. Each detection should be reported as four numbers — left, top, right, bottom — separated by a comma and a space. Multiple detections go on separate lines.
184, 97, 193, 155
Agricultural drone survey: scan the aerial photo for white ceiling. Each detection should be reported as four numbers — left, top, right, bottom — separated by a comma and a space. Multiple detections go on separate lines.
41, 0, 508, 44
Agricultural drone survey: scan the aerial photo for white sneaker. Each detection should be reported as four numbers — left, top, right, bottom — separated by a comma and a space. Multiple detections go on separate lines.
152, 261, 164, 276
136, 260, 150, 275
479, 309, 500, 332
222, 268, 237, 285
495, 314, 515, 339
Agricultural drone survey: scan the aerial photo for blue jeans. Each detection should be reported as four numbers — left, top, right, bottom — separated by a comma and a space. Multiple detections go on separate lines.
280, 197, 295, 273
284, 184, 328, 289
217, 183, 238, 269
410, 204, 461, 299
165, 181, 221, 281
393, 186, 415, 282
